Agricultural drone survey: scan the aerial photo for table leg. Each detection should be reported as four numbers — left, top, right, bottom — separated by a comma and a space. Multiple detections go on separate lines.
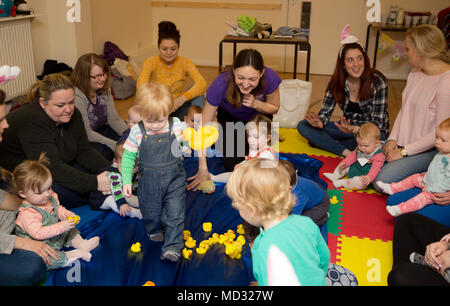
293, 44, 298, 79
373, 29, 380, 68
219, 40, 223, 74
306, 43, 311, 82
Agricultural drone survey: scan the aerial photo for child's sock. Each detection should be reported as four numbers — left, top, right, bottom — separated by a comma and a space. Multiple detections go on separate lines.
386, 205, 402, 217
71, 234, 100, 252
323, 166, 345, 182
128, 208, 143, 219
66, 249, 92, 266
100, 195, 120, 214
210, 172, 231, 183
333, 177, 366, 190
374, 181, 393, 195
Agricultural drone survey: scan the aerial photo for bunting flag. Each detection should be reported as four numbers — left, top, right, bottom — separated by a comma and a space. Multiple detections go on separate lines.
377, 33, 395, 56
392, 43, 406, 63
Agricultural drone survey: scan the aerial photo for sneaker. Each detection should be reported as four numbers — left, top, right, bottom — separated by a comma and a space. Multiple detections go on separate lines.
160, 250, 180, 262
148, 232, 165, 242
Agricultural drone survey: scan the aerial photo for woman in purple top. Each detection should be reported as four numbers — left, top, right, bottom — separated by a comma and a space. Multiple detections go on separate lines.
187, 49, 281, 191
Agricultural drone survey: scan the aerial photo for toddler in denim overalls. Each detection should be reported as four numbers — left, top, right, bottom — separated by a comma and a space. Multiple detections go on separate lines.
122, 83, 187, 262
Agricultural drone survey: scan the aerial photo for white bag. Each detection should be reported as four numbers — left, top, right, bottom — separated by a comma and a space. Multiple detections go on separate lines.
273, 79, 312, 128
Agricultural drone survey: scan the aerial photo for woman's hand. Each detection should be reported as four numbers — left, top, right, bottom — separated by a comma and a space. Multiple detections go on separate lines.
241, 94, 258, 109
304, 112, 323, 129
187, 167, 211, 192
385, 147, 404, 162
383, 140, 398, 155
431, 191, 450, 206
335, 116, 357, 135
15, 236, 59, 266
424, 240, 448, 271
97, 171, 110, 193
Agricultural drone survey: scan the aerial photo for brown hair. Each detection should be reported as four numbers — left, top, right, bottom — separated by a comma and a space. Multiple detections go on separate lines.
27, 74, 74, 104
279, 159, 297, 187
71, 53, 112, 97
226, 49, 265, 107
12, 153, 52, 195
327, 43, 376, 104
438, 117, 450, 131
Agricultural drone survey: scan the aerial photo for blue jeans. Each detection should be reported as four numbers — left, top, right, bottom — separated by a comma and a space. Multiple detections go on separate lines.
374, 149, 438, 189
0, 249, 47, 285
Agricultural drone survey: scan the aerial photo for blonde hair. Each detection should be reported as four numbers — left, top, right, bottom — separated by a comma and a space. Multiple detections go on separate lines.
12, 153, 52, 195
406, 24, 450, 64
135, 83, 173, 120
356, 122, 380, 141
226, 159, 295, 222
27, 74, 74, 104
438, 117, 450, 132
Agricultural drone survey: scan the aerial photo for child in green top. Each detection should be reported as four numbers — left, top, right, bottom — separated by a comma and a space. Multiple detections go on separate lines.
226, 158, 330, 285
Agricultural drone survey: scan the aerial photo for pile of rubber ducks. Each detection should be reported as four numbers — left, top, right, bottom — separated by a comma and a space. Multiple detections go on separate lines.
182, 223, 246, 260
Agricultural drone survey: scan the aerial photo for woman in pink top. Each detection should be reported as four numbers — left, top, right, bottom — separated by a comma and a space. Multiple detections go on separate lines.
374, 25, 450, 203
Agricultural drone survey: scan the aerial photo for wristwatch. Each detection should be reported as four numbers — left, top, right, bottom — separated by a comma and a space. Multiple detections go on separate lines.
400, 147, 408, 157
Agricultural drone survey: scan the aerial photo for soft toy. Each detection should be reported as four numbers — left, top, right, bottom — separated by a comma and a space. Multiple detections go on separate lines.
0, 65, 21, 86
0, 0, 16, 17
235, 15, 272, 39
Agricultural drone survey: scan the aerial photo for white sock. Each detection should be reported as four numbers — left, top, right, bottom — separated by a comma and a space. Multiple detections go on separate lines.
100, 195, 120, 214
375, 181, 393, 195
66, 249, 92, 265
128, 208, 143, 219
71, 234, 100, 252
386, 205, 402, 217
126, 195, 139, 208
324, 166, 345, 182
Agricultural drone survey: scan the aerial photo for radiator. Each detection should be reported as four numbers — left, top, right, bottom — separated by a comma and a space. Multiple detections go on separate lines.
0, 17, 36, 100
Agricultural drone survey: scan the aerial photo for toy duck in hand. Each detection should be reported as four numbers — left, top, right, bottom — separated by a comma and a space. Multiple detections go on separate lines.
67, 214, 80, 225
185, 237, 196, 249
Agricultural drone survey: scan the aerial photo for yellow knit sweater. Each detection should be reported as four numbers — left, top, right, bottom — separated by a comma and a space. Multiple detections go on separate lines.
137, 55, 207, 101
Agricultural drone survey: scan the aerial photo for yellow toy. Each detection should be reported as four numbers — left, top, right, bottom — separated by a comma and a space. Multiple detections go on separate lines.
236, 235, 246, 246
196, 241, 210, 255
225, 240, 243, 259
67, 215, 80, 225
130, 242, 142, 253
226, 229, 236, 240
236, 224, 245, 235
185, 237, 196, 249
182, 126, 219, 151
208, 233, 219, 244
182, 248, 193, 260
142, 281, 155, 286
202, 222, 212, 232
330, 196, 339, 205
198, 180, 215, 194
183, 230, 191, 240
218, 234, 229, 244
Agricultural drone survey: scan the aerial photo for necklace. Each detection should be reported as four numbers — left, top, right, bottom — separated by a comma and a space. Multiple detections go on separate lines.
347, 80, 360, 94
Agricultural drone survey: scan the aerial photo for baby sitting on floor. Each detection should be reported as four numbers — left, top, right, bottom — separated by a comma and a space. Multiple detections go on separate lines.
324, 122, 385, 190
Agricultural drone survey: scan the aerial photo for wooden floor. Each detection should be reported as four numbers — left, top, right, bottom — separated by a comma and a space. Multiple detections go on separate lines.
115, 66, 405, 131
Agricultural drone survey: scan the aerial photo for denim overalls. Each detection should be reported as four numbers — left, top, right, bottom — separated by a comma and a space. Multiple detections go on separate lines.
137, 118, 186, 256
15, 197, 80, 270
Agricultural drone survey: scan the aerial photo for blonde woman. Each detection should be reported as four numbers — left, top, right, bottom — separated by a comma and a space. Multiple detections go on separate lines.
0, 74, 111, 209
375, 25, 450, 192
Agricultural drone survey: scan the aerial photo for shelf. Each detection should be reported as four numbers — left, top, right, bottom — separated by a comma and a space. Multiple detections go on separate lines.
0, 14, 37, 23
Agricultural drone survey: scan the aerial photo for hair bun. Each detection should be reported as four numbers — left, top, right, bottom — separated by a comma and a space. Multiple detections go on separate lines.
158, 21, 177, 34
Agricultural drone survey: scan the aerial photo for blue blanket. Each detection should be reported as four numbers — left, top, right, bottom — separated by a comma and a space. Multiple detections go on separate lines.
45, 155, 325, 286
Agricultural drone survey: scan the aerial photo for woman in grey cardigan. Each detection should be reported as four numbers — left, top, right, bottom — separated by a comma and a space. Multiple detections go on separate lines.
71, 53, 128, 161
0, 90, 55, 285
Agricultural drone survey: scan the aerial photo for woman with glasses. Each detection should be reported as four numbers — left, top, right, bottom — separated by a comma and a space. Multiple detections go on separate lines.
71, 53, 128, 161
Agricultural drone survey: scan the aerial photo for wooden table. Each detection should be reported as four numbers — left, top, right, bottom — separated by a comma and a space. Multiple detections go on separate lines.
219, 35, 311, 81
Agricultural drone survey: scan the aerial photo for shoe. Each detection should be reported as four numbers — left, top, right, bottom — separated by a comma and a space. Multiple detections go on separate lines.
148, 232, 164, 242
160, 250, 180, 262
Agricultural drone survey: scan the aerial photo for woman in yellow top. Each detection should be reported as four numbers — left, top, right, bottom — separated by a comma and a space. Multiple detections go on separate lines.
137, 21, 207, 120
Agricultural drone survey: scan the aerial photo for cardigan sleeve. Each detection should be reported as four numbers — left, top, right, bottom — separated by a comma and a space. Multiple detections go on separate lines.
181, 57, 207, 101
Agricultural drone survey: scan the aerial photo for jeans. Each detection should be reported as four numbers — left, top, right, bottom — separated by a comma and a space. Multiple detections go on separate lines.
374, 149, 438, 189
297, 120, 357, 156
0, 249, 47, 286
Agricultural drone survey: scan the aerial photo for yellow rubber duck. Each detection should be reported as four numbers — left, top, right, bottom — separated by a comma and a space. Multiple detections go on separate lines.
330, 196, 339, 205
208, 233, 219, 244
196, 241, 210, 255
182, 248, 193, 260
183, 230, 191, 241
198, 180, 215, 194
236, 224, 245, 235
185, 237, 196, 249
236, 235, 246, 246
225, 240, 242, 259
218, 234, 229, 244
226, 229, 236, 240
67, 215, 80, 225
202, 222, 212, 232
130, 242, 142, 253
142, 281, 155, 286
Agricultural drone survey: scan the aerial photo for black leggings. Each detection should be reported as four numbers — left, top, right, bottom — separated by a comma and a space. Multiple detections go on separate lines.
388, 213, 450, 286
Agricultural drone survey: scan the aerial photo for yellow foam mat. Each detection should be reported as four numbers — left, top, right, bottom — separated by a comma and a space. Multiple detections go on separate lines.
278, 128, 339, 157
336, 235, 392, 286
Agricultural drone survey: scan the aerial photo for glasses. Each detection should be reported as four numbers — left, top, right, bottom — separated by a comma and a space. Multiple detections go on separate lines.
90, 72, 107, 80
